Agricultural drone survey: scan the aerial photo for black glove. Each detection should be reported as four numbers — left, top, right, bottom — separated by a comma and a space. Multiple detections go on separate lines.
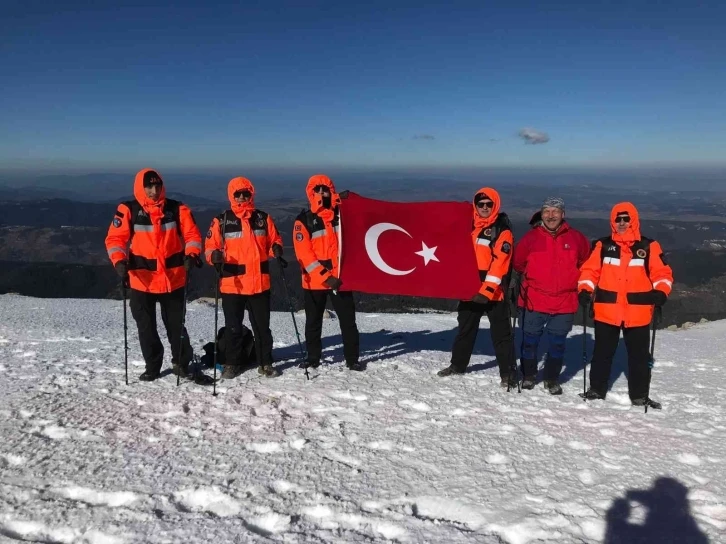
184, 254, 202, 271
578, 290, 592, 308
338, 190, 350, 200
650, 289, 667, 307
272, 244, 283, 258
471, 293, 490, 304
323, 276, 342, 290
277, 256, 288, 269
210, 250, 224, 265
114, 260, 128, 279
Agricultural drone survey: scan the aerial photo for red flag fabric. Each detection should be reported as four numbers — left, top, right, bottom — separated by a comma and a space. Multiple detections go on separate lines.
339, 193, 481, 299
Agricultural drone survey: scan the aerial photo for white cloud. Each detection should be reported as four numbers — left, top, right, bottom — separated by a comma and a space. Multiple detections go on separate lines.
518, 127, 550, 145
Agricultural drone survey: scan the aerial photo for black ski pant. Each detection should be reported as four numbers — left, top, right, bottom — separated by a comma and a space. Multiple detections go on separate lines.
304, 289, 359, 365
589, 320, 651, 400
129, 287, 192, 374
450, 299, 515, 378
222, 290, 273, 367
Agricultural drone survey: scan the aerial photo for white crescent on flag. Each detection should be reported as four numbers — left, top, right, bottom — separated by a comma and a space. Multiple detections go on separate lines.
364, 223, 440, 276
364, 223, 416, 276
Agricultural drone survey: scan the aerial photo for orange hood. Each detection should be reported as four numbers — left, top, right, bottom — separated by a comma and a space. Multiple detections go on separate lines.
473, 187, 501, 229
133, 168, 166, 213
610, 202, 641, 244
306, 174, 340, 216
227, 177, 255, 218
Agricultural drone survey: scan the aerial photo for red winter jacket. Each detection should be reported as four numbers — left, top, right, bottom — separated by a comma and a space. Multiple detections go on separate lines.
513, 222, 591, 314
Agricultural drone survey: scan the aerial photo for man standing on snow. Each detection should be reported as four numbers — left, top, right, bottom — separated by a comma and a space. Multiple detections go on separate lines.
293, 174, 361, 371
512, 197, 591, 394
205, 177, 284, 378
578, 202, 673, 409
438, 188, 517, 387
105, 169, 202, 381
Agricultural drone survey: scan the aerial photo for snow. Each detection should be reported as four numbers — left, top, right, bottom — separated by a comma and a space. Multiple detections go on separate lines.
0, 293, 724, 543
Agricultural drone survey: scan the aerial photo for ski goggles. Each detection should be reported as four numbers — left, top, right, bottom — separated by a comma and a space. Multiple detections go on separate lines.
476, 200, 494, 209
233, 189, 252, 199
614, 215, 631, 224
313, 185, 331, 194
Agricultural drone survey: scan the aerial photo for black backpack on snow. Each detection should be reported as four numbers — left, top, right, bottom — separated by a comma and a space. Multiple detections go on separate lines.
200, 325, 256, 368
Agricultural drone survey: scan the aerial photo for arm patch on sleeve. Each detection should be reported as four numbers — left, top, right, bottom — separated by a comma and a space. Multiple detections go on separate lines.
501, 242, 511, 254
112, 217, 122, 228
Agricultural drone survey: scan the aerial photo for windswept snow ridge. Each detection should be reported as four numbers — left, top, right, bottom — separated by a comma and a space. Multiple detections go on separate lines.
0, 294, 724, 543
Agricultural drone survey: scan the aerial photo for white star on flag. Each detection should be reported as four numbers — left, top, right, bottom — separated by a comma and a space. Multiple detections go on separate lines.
415, 241, 439, 266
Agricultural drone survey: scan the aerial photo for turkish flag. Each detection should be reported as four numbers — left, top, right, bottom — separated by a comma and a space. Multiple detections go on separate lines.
339, 192, 481, 299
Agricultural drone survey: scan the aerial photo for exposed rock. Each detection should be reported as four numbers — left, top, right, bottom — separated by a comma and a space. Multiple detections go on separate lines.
667, 325, 679, 331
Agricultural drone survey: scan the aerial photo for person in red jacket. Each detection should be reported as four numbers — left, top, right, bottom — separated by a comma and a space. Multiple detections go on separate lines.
512, 197, 590, 394
105, 169, 202, 381
205, 177, 284, 378
578, 202, 673, 408
438, 188, 517, 385
293, 174, 361, 371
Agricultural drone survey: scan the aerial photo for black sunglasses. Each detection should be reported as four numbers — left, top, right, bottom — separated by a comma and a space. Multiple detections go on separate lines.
233, 189, 252, 199
476, 201, 494, 209
615, 215, 631, 224
313, 185, 330, 194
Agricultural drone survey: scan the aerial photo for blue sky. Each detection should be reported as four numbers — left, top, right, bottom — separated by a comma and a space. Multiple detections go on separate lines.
2, 0, 724, 172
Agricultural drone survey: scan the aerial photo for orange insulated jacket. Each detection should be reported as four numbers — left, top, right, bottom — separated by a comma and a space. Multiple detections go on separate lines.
105, 169, 202, 293
578, 202, 673, 328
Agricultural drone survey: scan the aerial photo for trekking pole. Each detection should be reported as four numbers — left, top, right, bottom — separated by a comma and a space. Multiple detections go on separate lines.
582, 303, 588, 401
278, 257, 308, 380
507, 309, 521, 393
645, 306, 663, 414
212, 266, 221, 397
122, 280, 129, 386
176, 275, 190, 387
507, 277, 521, 393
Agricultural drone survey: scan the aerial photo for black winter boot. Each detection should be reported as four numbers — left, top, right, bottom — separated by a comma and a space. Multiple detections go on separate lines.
521, 376, 536, 390
346, 361, 363, 372
543, 380, 563, 395
631, 397, 662, 409
258, 364, 281, 377
139, 370, 160, 382
221, 365, 244, 380
579, 388, 606, 400
438, 365, 464, 377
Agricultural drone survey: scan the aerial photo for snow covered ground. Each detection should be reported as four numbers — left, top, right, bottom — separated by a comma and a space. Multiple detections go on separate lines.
0, 293, 724, 544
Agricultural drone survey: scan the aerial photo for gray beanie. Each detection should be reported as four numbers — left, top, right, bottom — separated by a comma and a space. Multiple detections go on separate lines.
541, 196, 565, 211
